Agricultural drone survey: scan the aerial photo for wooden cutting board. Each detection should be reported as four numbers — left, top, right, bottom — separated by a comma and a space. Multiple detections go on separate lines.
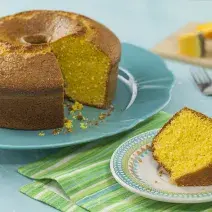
151, 23, 212, 68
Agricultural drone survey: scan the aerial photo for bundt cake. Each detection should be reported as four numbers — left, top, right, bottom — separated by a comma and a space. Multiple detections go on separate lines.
152, 107, 212, 186
0, 10, 121, 130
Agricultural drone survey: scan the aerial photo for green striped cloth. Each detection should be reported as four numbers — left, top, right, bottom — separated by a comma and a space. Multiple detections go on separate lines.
18, 112, 212, 212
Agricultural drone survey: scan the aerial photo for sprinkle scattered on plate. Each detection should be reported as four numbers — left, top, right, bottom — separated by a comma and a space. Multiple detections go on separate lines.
110, 129, 212, 203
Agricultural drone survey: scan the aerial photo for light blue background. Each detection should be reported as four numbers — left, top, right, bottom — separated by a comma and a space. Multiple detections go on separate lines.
0, 0, 212, 211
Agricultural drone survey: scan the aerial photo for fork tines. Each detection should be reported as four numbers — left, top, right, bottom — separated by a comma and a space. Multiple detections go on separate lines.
190, 66, 212, 92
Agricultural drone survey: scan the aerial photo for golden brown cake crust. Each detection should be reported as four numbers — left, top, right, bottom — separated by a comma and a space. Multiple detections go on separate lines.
0, 10, 121, 129
0, 95, 64, 130
0, 10, 121, 64
0, 52, 64, 129
175, 165, 212, 186
0, 52, 63, 94
152, 107, 212, 186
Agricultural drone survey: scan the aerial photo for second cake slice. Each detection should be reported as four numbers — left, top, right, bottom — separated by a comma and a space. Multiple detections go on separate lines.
152, 107, 212, 186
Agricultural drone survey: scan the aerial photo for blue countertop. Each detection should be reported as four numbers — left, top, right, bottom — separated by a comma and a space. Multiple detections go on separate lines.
1, 0, 212, 211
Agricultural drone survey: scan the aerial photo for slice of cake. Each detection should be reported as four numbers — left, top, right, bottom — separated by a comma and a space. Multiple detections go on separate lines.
152, 107, 212, 186
178, 33, 205, 57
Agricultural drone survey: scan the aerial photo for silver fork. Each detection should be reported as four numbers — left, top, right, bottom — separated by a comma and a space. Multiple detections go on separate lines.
190, 66, 212, 95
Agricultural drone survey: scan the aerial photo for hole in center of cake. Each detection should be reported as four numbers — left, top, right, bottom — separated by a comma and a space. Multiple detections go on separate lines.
22, 34, 48, 44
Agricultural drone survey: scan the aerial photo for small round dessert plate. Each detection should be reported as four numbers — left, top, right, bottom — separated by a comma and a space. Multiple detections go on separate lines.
0, 43, 174, 149
110, 129, 212, 203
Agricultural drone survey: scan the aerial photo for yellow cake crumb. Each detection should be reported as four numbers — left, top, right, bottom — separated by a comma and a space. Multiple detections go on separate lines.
80, 122, 88, 129
52, 129, 62, 135
70, 110, 75, 115
38, 131, 45, 136
72, 102, 83, 111
64, 119, 73, 129
66, 128, 72, 133
99, 112, 107, 120
76, 112, 84, 121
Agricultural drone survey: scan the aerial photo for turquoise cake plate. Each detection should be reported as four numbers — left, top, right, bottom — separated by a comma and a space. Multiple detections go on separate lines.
0, 43, 174, 149
110, 129, 212, 203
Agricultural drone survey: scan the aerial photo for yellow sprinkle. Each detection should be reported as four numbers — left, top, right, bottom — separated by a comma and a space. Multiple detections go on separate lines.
80, 122, 88, 129
72, 102, 84, 111
38, 131, 45, 136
